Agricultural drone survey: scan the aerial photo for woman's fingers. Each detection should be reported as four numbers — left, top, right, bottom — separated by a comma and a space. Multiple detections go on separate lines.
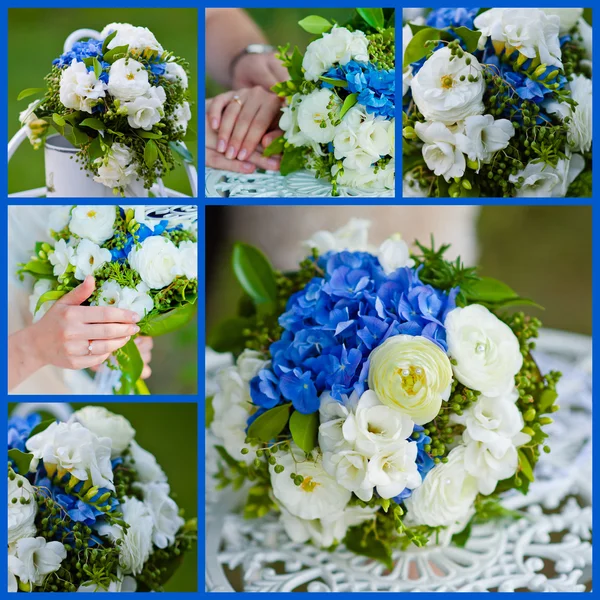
206, 91, 235, 131
217, 97, 245, 154
141, 365, 152, 380
228, 96, 263, 160
261, 128, 284, 150
206, 148, 256, 173
69, 353, 112, 371
77, 306, 140, 324
238, 98, 282, 161
82, 323, 141, 340
71, 336, 132, 357
247, 150, 281, 171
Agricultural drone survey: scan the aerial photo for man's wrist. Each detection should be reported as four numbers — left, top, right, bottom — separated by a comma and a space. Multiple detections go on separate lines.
229, 44, 275, 80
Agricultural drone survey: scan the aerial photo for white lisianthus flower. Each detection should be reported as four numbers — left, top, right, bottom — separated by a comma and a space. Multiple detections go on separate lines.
333, 122, 359, 159
404, 446, 478, 527
445, 304, 522, 396
8, 475, 37, 544
297, 89, 341, 143
270, 446, 351, 520
356, 118, 391, 158
70, 406, 135, 458
280, 94, 311, 147
368, 335, 453, 425
541, 9, 583, 34
175, 240, 197, 279
367, 442, 422, 499
70, 239, 112, 280
96, 280, 123, 307
171, 101, 192, 134
415, 121, 466, 182
107, 58, 151, 102
322, 449, 372, 501
59, 60, 106, 113
29, 279, 54, 323
318, 392, 357, 453
378, 233, 415, 275
411, 47, 485, 125
93, 143, 137, 190
303, 218, 373, 255
342, 148, 379, 172
10, 537, 67, 587
509, 153, 585, 197
123, 86, 166, 131
48, 239, 74, 278
126, 441, 167, 484
136, 482, 184, 548
103, 23, 163, 55
455, 114, 515, 164
118, 282, 154, 320
164, 61, 189, 88
26, 421, 115, 491
48, 206, 72, 233
128, 236, 180, 289
69, 205, 116, 244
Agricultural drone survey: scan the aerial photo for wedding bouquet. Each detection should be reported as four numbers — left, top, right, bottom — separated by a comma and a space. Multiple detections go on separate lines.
17, 205, 197, 394
17, 22, 194, 194
403, 8, 592, 197
267, 9, 395, 194
208, 219, 560, 564
8, 406, 197, 592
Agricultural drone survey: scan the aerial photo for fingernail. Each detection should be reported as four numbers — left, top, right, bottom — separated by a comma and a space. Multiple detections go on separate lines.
126, 336, 131, 342
211, 118, 219, 129
238, 148, 247, 161
133, 326, 140, 333
132, 314, 140, 323
242, 162, 255, 172
217, 139, 226, 153
225, 146, 236, 159
267, 158, 279, 170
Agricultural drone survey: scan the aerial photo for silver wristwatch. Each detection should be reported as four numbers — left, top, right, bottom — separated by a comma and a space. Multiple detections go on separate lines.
230, 44, 275, 76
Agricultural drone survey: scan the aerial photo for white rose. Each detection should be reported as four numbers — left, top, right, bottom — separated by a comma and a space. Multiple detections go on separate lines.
126, 440, 167, 484
356, 118, 391, 157
236, 349, 268, 382
10, 537, 66, 587
171, 101, 192, 134
8, 475, 37, 544
542, 9, 583, 34
29, 279, 54, 323
455, 114, 515, 164
136, 482, 184, 548
70, 406, 135, 458
415, 121, 466, 182
48, 239, 74, 278
70, 239, 112, 280
297, 89, 341, 143
175, 240, 197, 279
118, 282, 154, 319
303, 218, 373, 255
411, 47, 485, 124
333, 122, 359, 159
367, 442, 422, 499
108, 58, 150, 102
164, 61, 189, 88
123, 86, 165, 130
128, 236, 180, 289
445, 304, 522, 396
26, 421, 115, 491
280, 94, 311, 147
404, 446, 478, 527
103, 23, 163, 55
59, 60, 106, 114
48, 206, 72, 232
270, 446, 351, 520
378, 233, 415, 275
93, 143, 137, 190
69, 205, 116, 244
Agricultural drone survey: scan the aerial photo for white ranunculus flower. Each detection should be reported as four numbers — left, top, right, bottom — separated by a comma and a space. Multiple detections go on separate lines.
126, 441, 167, 484
415, 121, 466, 182
103, 23, 163, 55
136, 482, 184, 548
411, 47, 485, 125
378, 233, 415, 275
303, 218, 373, 255
445, 304, 522, 396
270, 446, 351, 520
297, 89, 341, 144
26, 421, 115, 491
10, 537, 67, 587
118, 282, 154, 320
123, 86, 166, 130
70, 406, 135, 458
8, 475, 37, 544
175, 240, 197, 279
108, 58, 150, 102
171, 101, 192, 134
48, 239, 74, 278
455, 114, 515, 164
367, 441, 422, 499
368, 335, 453, 425
59, 60, 106, 113
93, 143, 137, 190
128, 236, 180, 289
69, 205, 116, 244
405, 445, 478, 527
542, 9, 583, 34
509, 152, 585, 197
164, 61, 188, 88
70, 239, 112, 280
280, 94, 311, 147
29, 279, 54, 323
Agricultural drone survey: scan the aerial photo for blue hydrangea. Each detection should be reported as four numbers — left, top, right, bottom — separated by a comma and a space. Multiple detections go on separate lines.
426, 7, 480, 30
8, 414, 42, 452
110, 215, 169, 262
393, 425, 435, 502
53, 39, 104, 68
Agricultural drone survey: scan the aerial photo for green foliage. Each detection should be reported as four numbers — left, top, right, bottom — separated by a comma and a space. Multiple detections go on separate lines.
247, 404, 292, 443
339, 93, 358, 119
462, 276, 542, 310
263, 135, 285, 157
28, 418, 56, 439
289, 411, 318, 453
144, 139, 158, 168
232, 243, 278, 311
140, 301, 197, 337
279, 145, 307, 176
8, 449, 33, 474
244, 484, 278, 519
403, 27, 449, 67
357, 8, 384, 30
115, 338, 144, 395
205, 396, 215, 428
17, 87, 45, 101
208, 316, 254, 355
452, 26, 481, 53
298, 15, 333, 35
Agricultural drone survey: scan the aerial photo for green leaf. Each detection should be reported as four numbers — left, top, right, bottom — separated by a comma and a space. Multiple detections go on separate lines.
339, 93, 358, 120
205, 396, 215, 428
538, 389, 558, 414
207, 316, 254, 355
140, 303, 197, 337
357, 8, 385, 30
8, 449, 33, 474
28, 418, 56, 439
79, 117, 105, 131
169, 141, 194, 163
144, 139, 158, 168
452, 520, 472, 548
18, 88, 45, 101
232, 243, 277, 309
279, 145, 305, 176
263, 136, 285, 157
87, 136, 104, 162
117, 338, 144, 384
289, 411, 318, 453
464, 277, 518, 302
518, 448, 535, 482
103, 44, 129, 63
288, 46, 304, 81
404, 27, 447, 68
52, 113, 66, 127
136, 131, 163, 139
452, 26, 482, 53
344, 526, 393, 569
298, 15, 333, 35
319, 76, 348, 88
247, 404, 292, 443
21, 260, 54, 276
69, 126, 89, 146
102, 30, 118, 54
215, 445, 240, 469
35, 290, 66, 313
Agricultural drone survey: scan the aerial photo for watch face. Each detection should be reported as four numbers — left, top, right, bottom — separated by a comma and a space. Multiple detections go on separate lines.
247, 44, 272, 54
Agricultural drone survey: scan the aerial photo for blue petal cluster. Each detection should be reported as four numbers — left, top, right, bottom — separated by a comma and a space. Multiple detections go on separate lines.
393, 425, 434, 502
110, 211, 169, 261
426, 7, 479, 30
53, 39, 104, 68
250, 251, 458, 415
8, 414, 41, 452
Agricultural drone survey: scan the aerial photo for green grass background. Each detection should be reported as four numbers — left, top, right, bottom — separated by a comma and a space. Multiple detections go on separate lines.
8, 402, 198, 592
8, 8, 198, 196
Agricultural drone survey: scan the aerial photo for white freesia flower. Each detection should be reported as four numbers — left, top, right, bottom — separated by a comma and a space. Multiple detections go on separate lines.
93, 143, 137, 190
378, 233, 415, 274
102, 23, 163, 55
26, 421, 115, 491
404, 446, 478, 527
29, 279, 54, 323
136, 482, 184, 548
48, 206, 71, 233
455, 114, 515, 165
126, 440, 167, 484
10, 537, 66, 587
297, 89, 341, 144
164, 61, 188, 88
322, 449, 372, 501
445, 304, 522, 396
118, 282, 154, 320
367, 442, 422, 499
368, 335, 453, 424
175, 240, 197, 279
415, 121, 466, 182
48, 239, 74, 278
59, 60, 106, 113
70, 406, 135, 458
96, 280, 123, 307
280, 94, 311, 147
70, 239, 112, 280
303, 218, 373, 255
128, 236, 180, 289
318, 392, 357, 453
108, 58, 151, 102
8, 475, 37, 544
411, 47, 485, 124
19, 99, 41, 126
542, 9, 583, 34
171, 101, 192, 134
123, 85, 166, 131
69, 205, 116, 244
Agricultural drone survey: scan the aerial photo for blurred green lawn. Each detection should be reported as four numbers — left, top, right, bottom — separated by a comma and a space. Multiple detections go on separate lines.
8, 8, 198, 196
7, 402, 198, 592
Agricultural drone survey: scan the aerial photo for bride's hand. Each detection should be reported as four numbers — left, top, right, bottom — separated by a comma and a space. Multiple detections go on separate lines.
135, 336, 153, 379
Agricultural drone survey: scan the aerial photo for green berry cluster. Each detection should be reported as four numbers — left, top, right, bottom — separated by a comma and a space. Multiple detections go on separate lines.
367, 30, 395, 70
163, 228, 197, 247
152, 276, 197, 311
